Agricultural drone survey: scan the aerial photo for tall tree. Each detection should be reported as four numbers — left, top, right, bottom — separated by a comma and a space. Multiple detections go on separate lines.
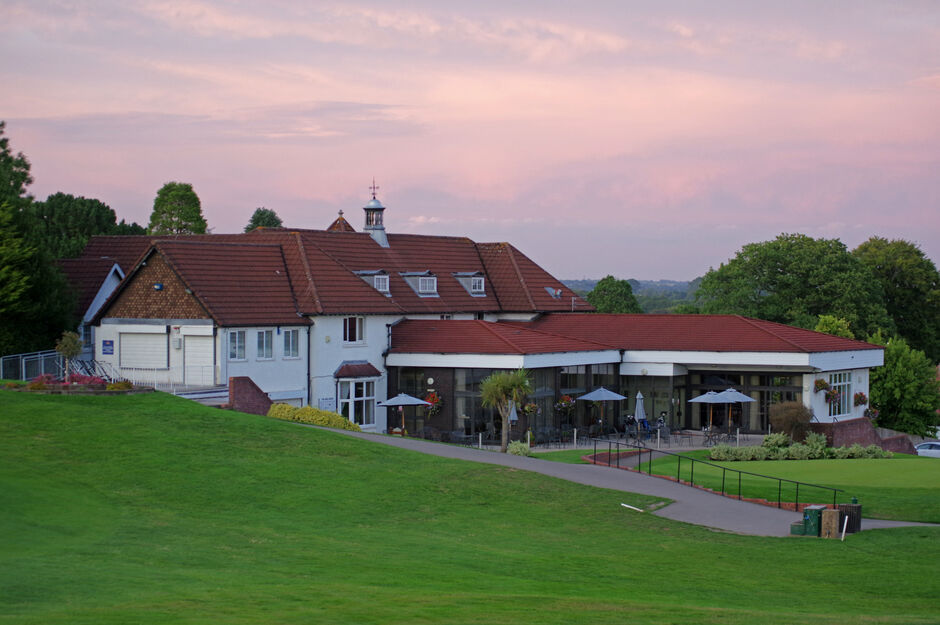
23, 192, 145, 258
586, 275, 642, 313
853, 237, 940, 363
244, 207, 283, 232
697, 233, 893, 336
480, 369, 532, 453
0, 121, 32, 209
148, 182, 207, 235
868, 332, 940, 437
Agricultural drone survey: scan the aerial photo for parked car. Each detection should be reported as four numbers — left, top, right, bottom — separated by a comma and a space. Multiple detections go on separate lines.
914, 442, 940, 458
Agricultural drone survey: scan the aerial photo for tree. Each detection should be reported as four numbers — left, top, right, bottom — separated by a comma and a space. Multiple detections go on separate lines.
0, 121, 32, 209
23, 192, 146, 258
55, 330, 82, 383
853, 237, 940, 363
814, 315, 854, 339
244, 207, 283, 232
0, 125, 77, 356
148, 182, 207, 235
586, 275, 642, 313
480, 368, 532, 453
868, 332, 940, 436
697, 233, 893, 336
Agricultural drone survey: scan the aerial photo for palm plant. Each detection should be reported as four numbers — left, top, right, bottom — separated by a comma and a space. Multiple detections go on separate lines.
480, 368, 532, 453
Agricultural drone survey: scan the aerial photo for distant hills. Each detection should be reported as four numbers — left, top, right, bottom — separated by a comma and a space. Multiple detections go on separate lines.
562, 278, 702, 313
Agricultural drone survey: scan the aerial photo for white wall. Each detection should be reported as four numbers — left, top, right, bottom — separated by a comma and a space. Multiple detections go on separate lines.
221, 325, 309, 404
802, 367, 871, 423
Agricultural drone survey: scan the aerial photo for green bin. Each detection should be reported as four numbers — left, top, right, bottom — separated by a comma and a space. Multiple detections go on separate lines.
803, 505, 827, 537
790, 521, 807, 536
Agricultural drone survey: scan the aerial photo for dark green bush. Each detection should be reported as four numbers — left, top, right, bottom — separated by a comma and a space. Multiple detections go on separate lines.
769, 401, 813, 441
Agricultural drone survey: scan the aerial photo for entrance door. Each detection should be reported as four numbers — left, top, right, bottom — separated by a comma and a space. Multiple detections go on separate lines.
184, 335, 214, 385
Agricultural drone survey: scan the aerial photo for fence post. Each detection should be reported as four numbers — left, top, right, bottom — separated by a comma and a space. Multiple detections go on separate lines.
721, 468, 726, 495
592, 438, 596, 463
795, 483, 800, 512
574, 429, 578, 448
738, 472, 742, 500
777, 481, 782, 508
736, 428, 740, 447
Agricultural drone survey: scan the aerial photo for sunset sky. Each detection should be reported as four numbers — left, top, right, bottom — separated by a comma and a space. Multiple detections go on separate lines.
2, 1, 938, 279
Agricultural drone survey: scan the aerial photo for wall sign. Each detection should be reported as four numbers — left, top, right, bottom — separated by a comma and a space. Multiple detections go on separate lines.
102, 340, 114, 355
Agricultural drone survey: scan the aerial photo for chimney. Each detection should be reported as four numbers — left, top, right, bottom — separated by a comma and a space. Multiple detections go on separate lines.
363, 179, 389, 248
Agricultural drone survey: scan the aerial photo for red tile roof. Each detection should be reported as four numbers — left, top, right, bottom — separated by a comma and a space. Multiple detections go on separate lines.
334, 361, 382, 378
326, 212, 356, 232
107, 240, 303, 326
390, 319, 613, 354
522, 314, 881, 353
90, 228, 590, 319
59, 257, 121, 318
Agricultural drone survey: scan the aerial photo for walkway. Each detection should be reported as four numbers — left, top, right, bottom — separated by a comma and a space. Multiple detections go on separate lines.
329, 429, 933, 537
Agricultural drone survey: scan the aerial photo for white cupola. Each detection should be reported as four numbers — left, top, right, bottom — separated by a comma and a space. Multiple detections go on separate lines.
363, 178, 389, 248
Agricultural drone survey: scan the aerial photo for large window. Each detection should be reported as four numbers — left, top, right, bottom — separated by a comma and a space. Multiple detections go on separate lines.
257, 330, 273, 359
418, 276, 437, 294
283, 329, 299, 358
343, 317, 364, 343
339, 380, 375, 426
228, 331, 245, 360
828, 371, 852, 417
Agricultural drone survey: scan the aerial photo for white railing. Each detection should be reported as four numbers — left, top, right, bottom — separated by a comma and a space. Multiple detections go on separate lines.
116, 365, 218, 393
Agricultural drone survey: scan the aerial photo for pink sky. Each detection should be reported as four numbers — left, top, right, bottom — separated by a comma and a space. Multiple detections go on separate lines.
2, 1, 938, 279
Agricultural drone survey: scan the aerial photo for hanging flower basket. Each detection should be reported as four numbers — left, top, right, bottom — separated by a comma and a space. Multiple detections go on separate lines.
813, 379, 831, 393
424, 391, 442, 417
853, 391, 868, 407
824, 388, 842, 404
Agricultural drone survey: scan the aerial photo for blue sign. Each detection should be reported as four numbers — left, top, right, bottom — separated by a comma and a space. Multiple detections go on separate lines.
102, 340, 114, 355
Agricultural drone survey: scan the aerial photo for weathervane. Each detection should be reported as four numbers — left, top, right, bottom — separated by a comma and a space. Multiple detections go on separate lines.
369, 177, 380, 200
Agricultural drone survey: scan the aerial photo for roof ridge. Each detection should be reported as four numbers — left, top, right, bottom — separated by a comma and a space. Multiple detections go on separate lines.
499, 321, 617, 350
735, 315, 815, 351
475, 320, 527, 354
473, 242, 505, 311
292, 232, 323, 314
504, 243, 537, 310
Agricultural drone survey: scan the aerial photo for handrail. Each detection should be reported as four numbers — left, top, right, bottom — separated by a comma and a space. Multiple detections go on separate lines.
590, 438, 844, 509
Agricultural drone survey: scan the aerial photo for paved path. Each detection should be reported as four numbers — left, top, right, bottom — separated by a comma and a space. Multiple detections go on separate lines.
329, 429, 934, 537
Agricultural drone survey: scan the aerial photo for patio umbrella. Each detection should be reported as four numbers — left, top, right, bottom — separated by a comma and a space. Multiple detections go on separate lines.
634, 391, 647, 426
714, 388, 756, 431
377, 393, 431, 433
577, 387, 627, 427
688, 390, 724, 429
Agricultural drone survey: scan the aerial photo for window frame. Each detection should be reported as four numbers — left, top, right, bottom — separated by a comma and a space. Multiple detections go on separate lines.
827, 371, 852, 417
256, 330, 273, 360
418, 276, 437, 294
228, 330, 246, 361
373, 274, 389, 293
470, 276, 485, 293
283, 329, 300, 359
343, 316, 365, 344
338, 378, 376, 426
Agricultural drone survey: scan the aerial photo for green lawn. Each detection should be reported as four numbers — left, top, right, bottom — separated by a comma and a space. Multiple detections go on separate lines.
2, 390, 938, 624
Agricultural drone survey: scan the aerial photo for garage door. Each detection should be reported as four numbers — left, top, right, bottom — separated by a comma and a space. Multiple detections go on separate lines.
184, 335, 215, 385
120, 333, 168, 369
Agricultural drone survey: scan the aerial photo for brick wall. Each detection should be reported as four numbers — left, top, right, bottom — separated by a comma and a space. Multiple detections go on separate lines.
108, 253, 209, 320
810, 417, 916, 454
229, 376, 272, 416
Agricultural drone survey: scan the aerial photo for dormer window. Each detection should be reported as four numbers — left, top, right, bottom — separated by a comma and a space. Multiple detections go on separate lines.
374, 274, 389, 293
453, 271, 486, 297
418, 276, 437, 294
400, 271, 439, 297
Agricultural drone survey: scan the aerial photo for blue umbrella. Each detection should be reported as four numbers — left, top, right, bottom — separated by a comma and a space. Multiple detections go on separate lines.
689, 391, 725, 429
377, 393, 431, 433
577, 387, 627, 426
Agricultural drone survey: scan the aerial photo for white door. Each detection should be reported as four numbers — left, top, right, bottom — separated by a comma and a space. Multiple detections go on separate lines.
184, 335, 214, 385
119, 333, 168, 369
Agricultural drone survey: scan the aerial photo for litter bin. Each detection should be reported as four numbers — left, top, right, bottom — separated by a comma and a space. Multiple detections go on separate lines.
790, 521, 807, 536
803, 505, 827, 537
837, 502, 862, 534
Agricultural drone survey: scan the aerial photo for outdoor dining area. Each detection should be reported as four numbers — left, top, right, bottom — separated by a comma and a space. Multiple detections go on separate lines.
378, 386, 757, 450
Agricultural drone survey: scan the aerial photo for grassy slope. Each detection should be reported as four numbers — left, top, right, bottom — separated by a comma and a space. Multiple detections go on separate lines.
2, 391, 938, 624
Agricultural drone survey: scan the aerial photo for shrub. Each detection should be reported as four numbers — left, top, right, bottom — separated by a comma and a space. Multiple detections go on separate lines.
762, 432, 791, 449
708, 444, 734, 461
4, 381, 25, 389
769, 401, 813, 441
106, 380, 133, 391
70, 374, 106, 386
768, 446, 790, 461
786, 443, 812, 460
803, 432, 827, 459
507, 440, 531, 456
268, 404, 361, 432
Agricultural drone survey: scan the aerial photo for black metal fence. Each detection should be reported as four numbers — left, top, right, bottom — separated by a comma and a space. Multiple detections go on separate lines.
590, 438, 844, 509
